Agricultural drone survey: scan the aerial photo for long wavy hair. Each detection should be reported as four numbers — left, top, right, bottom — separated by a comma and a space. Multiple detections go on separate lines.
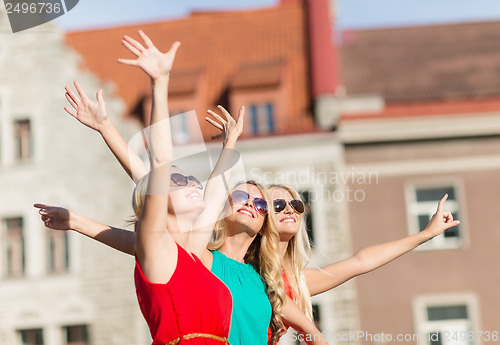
267, 184, 313, 321
208, 181, 286, 344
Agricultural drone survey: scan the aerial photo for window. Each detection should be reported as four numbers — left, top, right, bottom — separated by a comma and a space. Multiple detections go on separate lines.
19, 328, 44, 345
3, 217, 25, 278
413, 295, 479, 345
47, 230, 69, 274
248, 103, 275, 135
299, 191, 314, 246
171, 111, 189, 145
312, 304, 321, 330
14, 119, 32, 161
64, 325, 89, 345
407, 185, 462, 250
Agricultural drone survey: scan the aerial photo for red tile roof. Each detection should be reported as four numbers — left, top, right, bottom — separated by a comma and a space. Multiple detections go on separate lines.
340, 20, 500, 104
65, 3, 316, 138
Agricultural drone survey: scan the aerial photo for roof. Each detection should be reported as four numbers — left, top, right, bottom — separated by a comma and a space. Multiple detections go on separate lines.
340, 20, 500, 104
65, 3, 315, 138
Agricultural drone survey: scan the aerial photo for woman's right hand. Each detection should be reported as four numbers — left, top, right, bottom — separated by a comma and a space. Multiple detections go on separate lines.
64, 81, 109, 132
34, 204, 73, 231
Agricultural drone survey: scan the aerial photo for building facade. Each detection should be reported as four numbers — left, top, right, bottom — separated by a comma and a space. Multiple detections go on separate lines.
338, 20, 500, 345
0, 13, 146, 345
2, 1, 362, 345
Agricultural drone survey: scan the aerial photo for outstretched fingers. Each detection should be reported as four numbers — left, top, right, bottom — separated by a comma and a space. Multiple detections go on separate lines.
33, 203, 50, 214
207, 109, 226, 125
123, 35, 146, 53
138, 30, 155, 48
65, 91, 78, 109
217, 105, 233, 122
436, 193, 448, 215
96, 89, 104, 105
65, 85, 81, 108
73, 81, 89, 102
168, 41, 181, 56
236, 106, 245, 131
121, 39, 142, 57
117, 58, 139, 66
64, 106, 77, 118
205, 116, 224, 131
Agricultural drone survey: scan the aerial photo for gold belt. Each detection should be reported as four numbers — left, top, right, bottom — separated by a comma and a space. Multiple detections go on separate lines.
164, 333, 230, 345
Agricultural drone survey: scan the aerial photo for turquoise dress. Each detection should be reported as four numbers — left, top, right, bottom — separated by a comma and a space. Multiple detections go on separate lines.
210, 250, 271, 345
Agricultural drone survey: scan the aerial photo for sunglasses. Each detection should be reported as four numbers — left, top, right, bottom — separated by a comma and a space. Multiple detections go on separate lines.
273, 199, 305, 214
230, 190, 268, 216
170, 173, 203, 190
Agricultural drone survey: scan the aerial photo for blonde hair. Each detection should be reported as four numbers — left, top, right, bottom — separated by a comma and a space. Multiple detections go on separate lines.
131, 173, 150, 223
208, 181, 286, 343
267, 184, 313, 321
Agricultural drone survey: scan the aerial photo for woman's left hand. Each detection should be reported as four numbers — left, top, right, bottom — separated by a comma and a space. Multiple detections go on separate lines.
205, 105, 245, 146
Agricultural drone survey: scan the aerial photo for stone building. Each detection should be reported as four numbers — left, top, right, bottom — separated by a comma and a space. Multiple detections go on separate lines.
0, 12, 144, 345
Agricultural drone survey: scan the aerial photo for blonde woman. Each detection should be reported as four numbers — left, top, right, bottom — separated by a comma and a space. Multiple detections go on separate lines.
47, 31, 241, 344
266, 184, 460, 342
36, 32, 328, 345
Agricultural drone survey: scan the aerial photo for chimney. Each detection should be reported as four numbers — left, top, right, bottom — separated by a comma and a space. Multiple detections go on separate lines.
281, 0, 341, 129
307, 0, 339, 95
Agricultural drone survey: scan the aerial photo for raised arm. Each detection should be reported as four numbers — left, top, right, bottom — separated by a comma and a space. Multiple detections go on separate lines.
64, 81, 148, 183
34, 203, 135, 255
282, 297, 328, 345
305, 194, 460, 296
119, 30, 180, 283
190, 105, 245, 259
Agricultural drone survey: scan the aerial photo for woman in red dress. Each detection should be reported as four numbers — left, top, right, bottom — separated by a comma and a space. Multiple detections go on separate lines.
37, 31, 246, 344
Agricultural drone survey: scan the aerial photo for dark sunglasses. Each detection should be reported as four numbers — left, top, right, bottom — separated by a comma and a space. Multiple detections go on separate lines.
273, 199, 305, 214
230, 190, 268, 216
170, 173, 203, 190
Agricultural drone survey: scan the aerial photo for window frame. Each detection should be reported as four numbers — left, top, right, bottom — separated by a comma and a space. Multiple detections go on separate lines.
46, 230, 70, 275
13, 118, 33, 162
63, 324, 90, 345
405, 179, 467, 251
412, 293, 481, 345
247, 102, 275, 135
18, 328, 44, 345
2, 216, 26, 278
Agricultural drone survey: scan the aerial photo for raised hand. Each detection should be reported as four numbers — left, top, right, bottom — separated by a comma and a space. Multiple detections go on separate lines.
424, 194, 461, 237
117, 30, 180, 80
205, 105, 245, 146
34, 204, 72, 231
64, 81, 108, 132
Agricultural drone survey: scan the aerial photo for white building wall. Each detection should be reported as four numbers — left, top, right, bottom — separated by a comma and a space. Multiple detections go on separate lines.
0, 13, 146, 345
236, 133, 360, 345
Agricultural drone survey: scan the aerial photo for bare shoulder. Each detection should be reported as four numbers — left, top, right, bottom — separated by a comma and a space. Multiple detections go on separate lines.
200, 248, 214, 270
136, 231, 179, 284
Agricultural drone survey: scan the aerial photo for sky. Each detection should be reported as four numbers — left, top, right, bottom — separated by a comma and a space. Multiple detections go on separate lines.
51, 0, 500, 32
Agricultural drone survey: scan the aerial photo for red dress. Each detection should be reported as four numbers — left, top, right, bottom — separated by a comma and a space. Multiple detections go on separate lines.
135, 244, 232, 344
267, 271, 294, 344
